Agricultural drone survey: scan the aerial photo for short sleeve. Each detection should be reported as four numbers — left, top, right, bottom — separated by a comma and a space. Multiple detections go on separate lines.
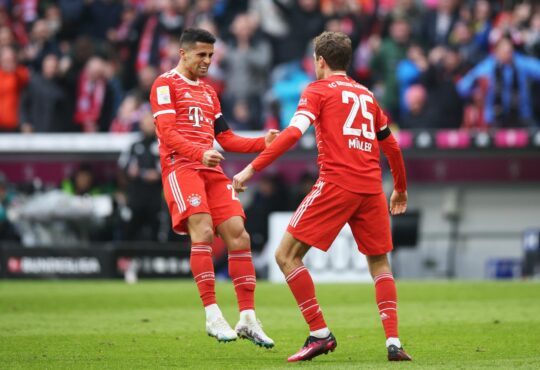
375, 100, 389, 131
150, 76, 176, 118
293, 84, 323, 124
208, 86, 222, 120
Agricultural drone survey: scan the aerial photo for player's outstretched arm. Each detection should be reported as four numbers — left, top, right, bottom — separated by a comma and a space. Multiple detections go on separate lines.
214, 115, 279, 153
232, 126, 302, 192
378, 128, 408, 215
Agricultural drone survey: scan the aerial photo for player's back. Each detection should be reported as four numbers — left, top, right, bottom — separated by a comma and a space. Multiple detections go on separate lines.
150, 69, 222, 176
308, 74, 387, 194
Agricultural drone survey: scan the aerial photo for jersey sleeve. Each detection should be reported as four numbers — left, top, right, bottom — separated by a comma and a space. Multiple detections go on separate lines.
291, 84, 323, 131
150, 76, 176, 118
208, 86, 223, 120
375, 100, 389, 131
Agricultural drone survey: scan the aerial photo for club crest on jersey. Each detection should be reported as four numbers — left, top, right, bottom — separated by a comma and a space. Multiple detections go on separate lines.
204, 93, 213, 104
187, 194, 202, 207
156, 86, 171, 105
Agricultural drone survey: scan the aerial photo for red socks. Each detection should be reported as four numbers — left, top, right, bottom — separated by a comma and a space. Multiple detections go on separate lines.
286, 266, 327, 331
228, 249, 256, 311
374, 272, 399, 338
190, 242, 216, 307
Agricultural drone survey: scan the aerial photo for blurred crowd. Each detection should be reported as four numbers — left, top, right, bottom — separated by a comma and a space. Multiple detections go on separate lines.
2, 0, 540, 134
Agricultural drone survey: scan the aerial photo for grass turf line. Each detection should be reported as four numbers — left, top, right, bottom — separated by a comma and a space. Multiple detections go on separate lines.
0, 281, 539, 369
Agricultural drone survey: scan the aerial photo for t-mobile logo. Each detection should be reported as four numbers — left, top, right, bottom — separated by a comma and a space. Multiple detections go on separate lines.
189, 106, 204, 127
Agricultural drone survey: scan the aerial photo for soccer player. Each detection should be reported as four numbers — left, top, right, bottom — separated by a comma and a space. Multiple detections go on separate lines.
232, 31, 412, 362
149, 28, 276, 347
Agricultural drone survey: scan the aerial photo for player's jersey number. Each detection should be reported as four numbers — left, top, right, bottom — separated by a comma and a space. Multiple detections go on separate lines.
341, 91, 375, 140
226, 184, 239, 201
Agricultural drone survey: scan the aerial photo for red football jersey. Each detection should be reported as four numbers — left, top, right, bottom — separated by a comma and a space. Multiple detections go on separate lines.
150, 69, 222, 177
294, 74, 388, 194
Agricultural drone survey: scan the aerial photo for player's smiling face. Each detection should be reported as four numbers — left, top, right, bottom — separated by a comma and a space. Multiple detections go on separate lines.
180, 42, 214, 79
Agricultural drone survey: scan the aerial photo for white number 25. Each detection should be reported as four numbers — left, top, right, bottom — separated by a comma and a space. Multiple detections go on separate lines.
341, 91, 375, 140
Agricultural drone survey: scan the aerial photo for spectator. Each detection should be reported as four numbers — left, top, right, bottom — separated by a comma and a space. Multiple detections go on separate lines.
62, 164, 101, 196
0, 26, 15, 48
400, 84, 436, 129
396, 44, 428, 116
117, 111, 162, 241
457, 38, 540, 127
270, 0, 325, 65
21, 18, 61, 71
421, 46, 464, 128
421, 0, 459, 49
0, 46, 29, 132
109, 95, 147, 133
73, 56, 115, 132
271, 61, 312, 128
19, 54, 70, 133
370, 17, 411, 121
471, 0, 492, 53
451, 20, 485, 69
81, 0, 123, 41
462, 77, 488, 130
221, 13, 271, 130
524, 12, 540, 59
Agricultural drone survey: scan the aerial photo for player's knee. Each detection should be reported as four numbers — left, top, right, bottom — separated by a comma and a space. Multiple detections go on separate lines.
274, 248, 287, 268
229, 230, 250, 251
192, 226, 214, 245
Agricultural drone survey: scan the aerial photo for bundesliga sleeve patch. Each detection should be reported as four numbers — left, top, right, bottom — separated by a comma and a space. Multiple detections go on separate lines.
156, 86, 171, 105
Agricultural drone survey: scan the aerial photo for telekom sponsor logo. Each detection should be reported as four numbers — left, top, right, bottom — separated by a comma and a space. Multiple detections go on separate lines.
436, 130, 471, 149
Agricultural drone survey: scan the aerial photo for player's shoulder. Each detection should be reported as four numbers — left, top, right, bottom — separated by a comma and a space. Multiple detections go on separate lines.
153, 69, 178, 85
199, 79, 217, 93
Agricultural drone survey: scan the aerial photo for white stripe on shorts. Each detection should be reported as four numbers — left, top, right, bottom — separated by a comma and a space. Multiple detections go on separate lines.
168, 171, 186, 212
290, 181, 325, 228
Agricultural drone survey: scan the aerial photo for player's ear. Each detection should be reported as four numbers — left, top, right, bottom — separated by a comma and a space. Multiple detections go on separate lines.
317, 55, 326, 69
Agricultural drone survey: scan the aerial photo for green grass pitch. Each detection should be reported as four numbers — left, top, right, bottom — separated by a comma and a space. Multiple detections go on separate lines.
1, 280, 539, 369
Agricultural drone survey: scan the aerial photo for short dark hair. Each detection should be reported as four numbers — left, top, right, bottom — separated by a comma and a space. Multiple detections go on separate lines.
180, 28, 216, 48
313, 31, 352, 71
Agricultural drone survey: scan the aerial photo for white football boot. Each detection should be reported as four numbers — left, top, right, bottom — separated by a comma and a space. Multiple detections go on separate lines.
206, 316, 238, 342
235, 312, 274, 348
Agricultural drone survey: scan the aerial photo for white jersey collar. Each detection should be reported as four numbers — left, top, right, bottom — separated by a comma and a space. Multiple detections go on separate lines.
173, 69, 199, 86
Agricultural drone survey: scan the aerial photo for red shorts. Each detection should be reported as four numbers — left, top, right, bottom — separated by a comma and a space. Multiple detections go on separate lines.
287, 179, 393, 256
162, 168, 245, 234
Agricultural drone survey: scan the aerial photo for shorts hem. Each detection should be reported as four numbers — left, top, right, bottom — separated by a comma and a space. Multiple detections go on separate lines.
288, 227, 331, 252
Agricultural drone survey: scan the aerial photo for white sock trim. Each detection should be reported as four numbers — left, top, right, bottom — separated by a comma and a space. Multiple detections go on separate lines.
386, 337, 401, 348
310, 327, 331, 338
239, 309, 256, 323
205, 303, 222, 321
